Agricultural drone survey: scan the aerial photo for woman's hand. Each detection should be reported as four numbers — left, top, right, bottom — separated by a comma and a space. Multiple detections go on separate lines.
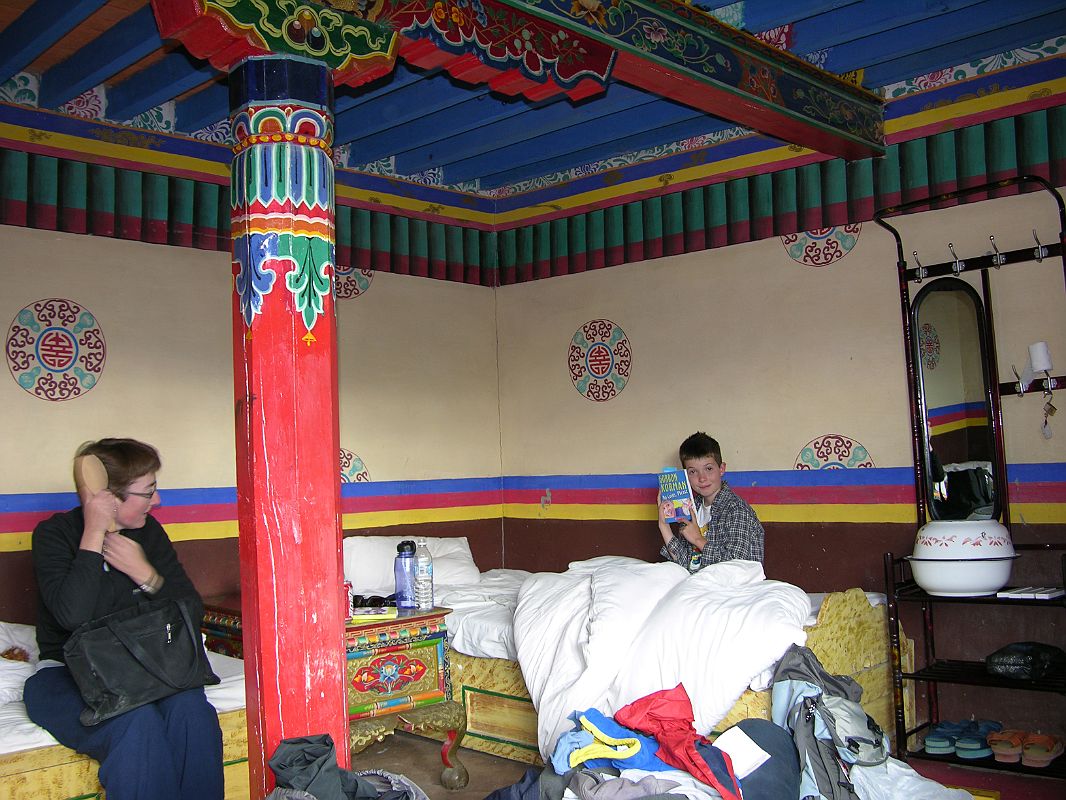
80, 488, 117, 545
102, 532, 156, 587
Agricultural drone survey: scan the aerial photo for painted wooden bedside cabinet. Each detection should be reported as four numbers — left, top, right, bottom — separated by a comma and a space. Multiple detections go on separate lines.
200, 598, 468, 789
346, 607, 468, 789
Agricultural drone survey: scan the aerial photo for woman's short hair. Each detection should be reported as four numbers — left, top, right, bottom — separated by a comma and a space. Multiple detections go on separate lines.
76, 438, 161, 500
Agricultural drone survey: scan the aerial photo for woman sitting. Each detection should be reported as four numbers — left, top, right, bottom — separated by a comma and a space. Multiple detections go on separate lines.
23, 438, 223, 800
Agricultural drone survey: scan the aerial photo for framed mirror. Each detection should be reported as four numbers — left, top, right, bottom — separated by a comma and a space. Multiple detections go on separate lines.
911, 278, 1000, 521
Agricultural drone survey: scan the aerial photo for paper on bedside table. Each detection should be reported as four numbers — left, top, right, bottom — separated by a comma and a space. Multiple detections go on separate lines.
712, 725, 771, 779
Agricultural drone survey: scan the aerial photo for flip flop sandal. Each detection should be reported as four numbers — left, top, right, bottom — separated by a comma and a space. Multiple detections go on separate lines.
923, 733, 957, 754
930, 720, 970, 738
971, 719, 1003, 738
955, 735, 993, 760
987, 729, 1026, 763
1021, 733, 1064, 768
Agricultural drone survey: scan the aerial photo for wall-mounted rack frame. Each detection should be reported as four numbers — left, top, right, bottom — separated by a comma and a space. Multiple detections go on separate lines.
874, 174, 1066, 529
875, 175, 1066, 288
999, 374, 1064, 398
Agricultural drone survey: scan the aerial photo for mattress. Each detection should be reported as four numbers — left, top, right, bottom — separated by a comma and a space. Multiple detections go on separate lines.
437, 568, 530, 660
0, 649, 246, 756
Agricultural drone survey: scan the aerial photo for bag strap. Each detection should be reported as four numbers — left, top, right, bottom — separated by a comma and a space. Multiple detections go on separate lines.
104, 599, 204, 689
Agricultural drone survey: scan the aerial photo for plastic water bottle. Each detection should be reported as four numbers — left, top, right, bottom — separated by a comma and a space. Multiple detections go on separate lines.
394, 540, 416, 609
414, 538, 434, 610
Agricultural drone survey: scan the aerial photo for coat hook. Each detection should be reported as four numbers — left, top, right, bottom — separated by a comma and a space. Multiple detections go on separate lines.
912, 250, 926, 283
948, 242, 965, 275
1033, 229, 1047, 262
1011, 365, 1026, 397
989, 235, 1005, 268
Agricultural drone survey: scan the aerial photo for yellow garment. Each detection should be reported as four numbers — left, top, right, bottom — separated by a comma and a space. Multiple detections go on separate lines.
569, 714, 642, 767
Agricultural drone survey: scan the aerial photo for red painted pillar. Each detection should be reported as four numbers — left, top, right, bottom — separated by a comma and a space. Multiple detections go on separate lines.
229, 56, 347, 796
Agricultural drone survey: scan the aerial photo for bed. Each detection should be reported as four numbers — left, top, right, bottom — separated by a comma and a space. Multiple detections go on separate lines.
343, 537, 912, 767
0, 620, 249, 800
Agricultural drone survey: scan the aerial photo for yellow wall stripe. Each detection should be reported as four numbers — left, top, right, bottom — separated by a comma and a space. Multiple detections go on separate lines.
931, 417, 988, 436
886, 75, 1066, 137
6, 502, 1060, 552
0, 122, 231, 181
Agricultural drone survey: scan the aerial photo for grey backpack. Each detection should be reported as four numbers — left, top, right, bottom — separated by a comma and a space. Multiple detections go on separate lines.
771, 644, 889, 800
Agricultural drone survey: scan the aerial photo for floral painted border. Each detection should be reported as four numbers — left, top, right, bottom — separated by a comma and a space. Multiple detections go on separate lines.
795, 434, 875, 469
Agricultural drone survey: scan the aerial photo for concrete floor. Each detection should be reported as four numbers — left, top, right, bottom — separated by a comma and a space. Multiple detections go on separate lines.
350, 732, 535, 800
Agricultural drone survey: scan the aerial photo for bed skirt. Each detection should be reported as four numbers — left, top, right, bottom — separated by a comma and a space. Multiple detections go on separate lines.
0, 708, 249, 800
450, 588, 913, 765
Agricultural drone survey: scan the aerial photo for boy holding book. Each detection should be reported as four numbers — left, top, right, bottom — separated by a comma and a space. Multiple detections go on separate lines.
658, 432, 765, 571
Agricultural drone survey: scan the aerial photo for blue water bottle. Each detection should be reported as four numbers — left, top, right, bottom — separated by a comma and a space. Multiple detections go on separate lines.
394, 540, 416, 609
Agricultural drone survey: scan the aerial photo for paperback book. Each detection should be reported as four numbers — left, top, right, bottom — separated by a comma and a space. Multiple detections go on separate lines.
349, 606, 399, 621
658, 467, 695, 524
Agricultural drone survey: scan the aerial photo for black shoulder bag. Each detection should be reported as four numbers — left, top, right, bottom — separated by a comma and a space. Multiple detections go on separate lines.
63, 596, 221, 725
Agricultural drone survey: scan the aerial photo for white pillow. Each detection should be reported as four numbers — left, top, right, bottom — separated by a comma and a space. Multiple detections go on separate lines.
0, 622, 38, 705
0, 658, 33, 705
342, 536, 481, 595
0, 622, 38, 662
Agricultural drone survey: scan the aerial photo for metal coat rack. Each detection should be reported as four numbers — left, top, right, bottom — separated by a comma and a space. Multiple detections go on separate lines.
874, 174, 1066, 529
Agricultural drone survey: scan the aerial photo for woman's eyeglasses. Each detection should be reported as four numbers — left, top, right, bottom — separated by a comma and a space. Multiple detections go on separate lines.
125, 488, 157, 500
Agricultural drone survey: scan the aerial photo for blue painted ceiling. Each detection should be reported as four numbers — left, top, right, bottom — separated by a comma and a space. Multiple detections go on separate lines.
0, 0, 1063, 191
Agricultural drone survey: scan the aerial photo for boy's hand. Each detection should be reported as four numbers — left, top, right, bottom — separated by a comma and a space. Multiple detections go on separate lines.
679, 518, 707, 550
657, 500, 673, 525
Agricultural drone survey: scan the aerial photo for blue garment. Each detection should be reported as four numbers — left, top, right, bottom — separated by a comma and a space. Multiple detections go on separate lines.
551, 729, 595, 773
576, 708, 673, 771
24, 665, 223, 800
700, 719, 800, 800
482, 767, 542, 800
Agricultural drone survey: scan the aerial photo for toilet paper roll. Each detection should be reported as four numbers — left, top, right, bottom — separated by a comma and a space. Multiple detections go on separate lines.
1029, 341, 1053, 373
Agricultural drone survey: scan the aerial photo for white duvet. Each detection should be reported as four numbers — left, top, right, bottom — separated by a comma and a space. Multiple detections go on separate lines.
514, 556, 811, 758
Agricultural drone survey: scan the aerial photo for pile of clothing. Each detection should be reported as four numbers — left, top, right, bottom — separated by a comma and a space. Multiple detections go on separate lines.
487, 684, 799, 800
264, 734, 428, 800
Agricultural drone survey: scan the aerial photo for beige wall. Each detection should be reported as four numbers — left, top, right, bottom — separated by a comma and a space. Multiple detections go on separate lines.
1, 228, 235, 493
1, 227, 502, 494
496, 188, 1066, 475
3, 185, 1063, 495
335, 272, 501, 480
496, 224, 914, 474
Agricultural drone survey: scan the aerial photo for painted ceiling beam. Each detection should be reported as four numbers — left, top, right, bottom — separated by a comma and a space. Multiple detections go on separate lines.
478, 114, 736, 188
175, 81, 229, 134
495, 0, 883, 160
152, 0, 397, 90
444, 99, 709, 185
397, 83, 661, 174
0, 0, 107, 85
108, 51, 219, 123
862, 12, 1066, 87
38, 5, 163, 110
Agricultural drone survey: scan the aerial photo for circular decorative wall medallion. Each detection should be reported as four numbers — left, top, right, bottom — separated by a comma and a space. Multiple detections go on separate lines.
6, 298, 106, 401
335, 265, 374, 300
918, 322, 941, 370
782, 224, 862, 266
340, 448, 370, 482
568, 319, 631, 402
795, 434, 875, 469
